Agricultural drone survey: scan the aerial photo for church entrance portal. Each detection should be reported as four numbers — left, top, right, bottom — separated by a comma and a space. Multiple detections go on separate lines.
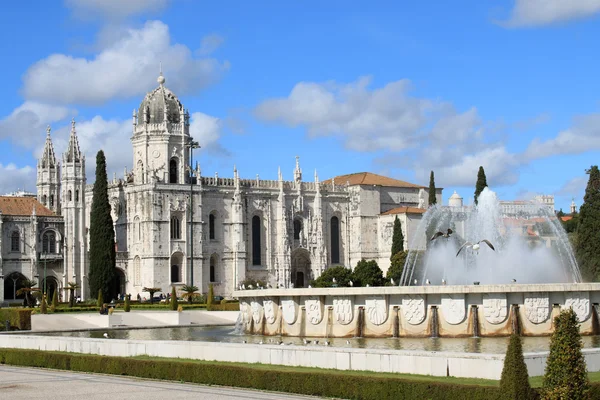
291, 249, 311, 288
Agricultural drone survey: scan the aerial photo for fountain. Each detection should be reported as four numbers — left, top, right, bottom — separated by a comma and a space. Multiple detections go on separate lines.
234, 187, 600, 338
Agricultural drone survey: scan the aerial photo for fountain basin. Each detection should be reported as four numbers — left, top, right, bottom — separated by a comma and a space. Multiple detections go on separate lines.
234, 283, 600, 338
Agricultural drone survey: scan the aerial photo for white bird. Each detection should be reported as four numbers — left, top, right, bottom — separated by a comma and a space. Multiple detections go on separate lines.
324, 340, 330, 346
413, 279, 418, 285
248, 284, 254, 290
391, 278, 395, 285
346, 340, 350, 345
242, 340, 247, 343
366, 284, 370, 288
456, 240, 495, 257
241, 284, 246, 290
103, 333, 110, 339
442, 279, 447, 285
313, 340, 319, 345
303, 339, 310, 345
430, 228, 453, 241
332, 277, 337, 284
425, 279, 431, 285
349, 280, 353, 287
259, 340, 264, 344
308, 284, 312, 288
511, 279, 517, 283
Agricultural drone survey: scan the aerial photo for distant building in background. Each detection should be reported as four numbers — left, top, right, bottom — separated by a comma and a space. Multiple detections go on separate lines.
499, 195, 554, 216
3, 190, 36, 198
570, 198, 577, 214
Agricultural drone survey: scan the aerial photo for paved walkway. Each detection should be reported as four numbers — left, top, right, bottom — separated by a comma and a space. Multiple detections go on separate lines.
0, 365, 329, 400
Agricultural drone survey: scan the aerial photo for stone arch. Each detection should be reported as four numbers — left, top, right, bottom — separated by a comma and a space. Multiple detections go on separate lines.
291, 248, 311, 288
209, 253, 219, 283
133, 216, 141, 242
330, 215, 340, 264
41, 228, 60, 254
136, 159, 144, 184
293, 217, 303, 241
3, 272, 27, 300
170, 251, 184, 283
115, 268, 126, 297
41, 276, 59, 300
133, 256, 141, 286
10, 230, 20, 252
169, 157, 179, 184
251, 214, 263, 266
209, 210, 219, 240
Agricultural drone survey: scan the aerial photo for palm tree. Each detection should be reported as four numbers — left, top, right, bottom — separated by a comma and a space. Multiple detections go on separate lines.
142, 287, 161, 304
16, 279, 40, 308
180, 285, 199, 304
64, 281, 80, 308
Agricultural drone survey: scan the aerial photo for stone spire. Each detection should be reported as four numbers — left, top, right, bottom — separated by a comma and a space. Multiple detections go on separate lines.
65, 118, 83, 163
41, 125, 57, 168
294, 156, 302, 183
571, 198, 577, 214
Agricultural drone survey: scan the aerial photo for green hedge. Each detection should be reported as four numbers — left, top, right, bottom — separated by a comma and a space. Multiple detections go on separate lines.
0, 308, 32, 330
0, 348, 505, 400
207, 302, 239, 311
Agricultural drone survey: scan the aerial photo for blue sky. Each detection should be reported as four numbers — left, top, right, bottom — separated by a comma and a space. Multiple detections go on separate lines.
1, 0, 600, 212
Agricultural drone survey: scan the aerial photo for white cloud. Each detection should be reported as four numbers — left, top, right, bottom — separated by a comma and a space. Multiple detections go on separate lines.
0, 163, 36, 195
557, 176, 587, 197
255, 76, 433, 152
524, 113, 600, 160
190, 112, 222, 150
65, 0, 169, 20
502, 0, 600, 27
0, 102, 75, 147
22, 21, 229, 105
198, 34, 225, 56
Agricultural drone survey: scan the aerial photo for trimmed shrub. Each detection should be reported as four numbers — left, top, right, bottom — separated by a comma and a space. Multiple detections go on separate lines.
97, 289, 104, 308
0, 308, 32, 330
169, 286, 178, 311
124, 295, 131, 312
387, 251, 408, 285
51, 290, 59, 312
207, 284, 214, 307
311, 265, 352, 288
40, 295, 48, 314
500, 334, 532, 399
543, 308, 589, 399
352, 259, 385, 287
207, 302, 240, 311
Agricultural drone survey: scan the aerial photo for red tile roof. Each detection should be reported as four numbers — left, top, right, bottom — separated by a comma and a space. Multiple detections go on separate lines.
561, 216, 573, 222
0, 197, 55, 216
382, 206, 426, 215
322, 172, 426, 189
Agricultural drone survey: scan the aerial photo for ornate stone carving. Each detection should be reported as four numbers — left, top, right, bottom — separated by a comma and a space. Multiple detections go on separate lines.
240, 301, 251, 324
333, 296, 353, 325
482, 293, 508, 324
281, 298, 297, 325
524, 293, 550, 324
565, 292, 590, 322
366, 295, 388, 325
263, 298, 277, 324
305, 297, 323, 325
441, 294, 466, 325
402, 294, 426, 325
250, 299, 263, 325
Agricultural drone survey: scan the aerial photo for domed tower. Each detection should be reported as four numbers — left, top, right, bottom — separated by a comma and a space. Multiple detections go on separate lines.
131, 70, 191, 185
449, 191, 463, 207
37, 126, 61, 214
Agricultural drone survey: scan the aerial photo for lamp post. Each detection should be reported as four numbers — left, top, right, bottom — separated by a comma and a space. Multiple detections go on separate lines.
188, 139, 200, 286
42, 252, 47, 295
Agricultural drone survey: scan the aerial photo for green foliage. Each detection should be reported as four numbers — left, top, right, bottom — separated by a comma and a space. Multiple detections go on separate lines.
0, 309, 32, 330
311, 265, 353, 288
0, 348, 510, 400
387, 251, 408, 285
40, 295, 48, 314
89, 150, 117, 302
169, 286, 178, 311
474, 166, 488, 206
66, 282, 79, 308
124, 295, 131, 312
352, 259, 385, 287
180, 285, 199, 304
543, 309, 589, 399
142, 287, 161, 304
556, 209, 565, 217
50, 290, 58, 312
576, 166, 600, 282
207, 302, 240, 311
391, 216, 404, 256
16, 279, 39, 308
428, 170, 437, 206
562, 213, 579, 234
96, 289, 104, 308
207, 284, 214, 307
500, 334, 532, 399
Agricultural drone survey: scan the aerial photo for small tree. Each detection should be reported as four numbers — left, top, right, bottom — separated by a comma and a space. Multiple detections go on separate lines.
543, 308, 589, 399
352, 259, 385, 287
65, 282, 80, 308
40, 294, 48, 314
16, 279, 39, 308
97, 289, 104, 308
207, 284, 214, 307
576, 165, 600, 281
180, 285, 199, 304
124, 294, 131, 312
387, 251, 408, 285
500, 334, 532, 399
169, 286, 178, 311
311, 265, 353, 287
50, 289, 59, 312
428, 170, 437, 206
474, 166, 488, 206
391, 216, 404, 257
142, 287, 161, 304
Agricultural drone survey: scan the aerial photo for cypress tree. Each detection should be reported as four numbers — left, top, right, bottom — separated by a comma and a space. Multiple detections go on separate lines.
97, 289, 103, 308
500, 334, 532, 399
428, 170, 437, 206
124, 294, 131, 312
576, 165, 600, 281
474, 166, 488, 206
50, 289, 58, 312
543, 308, 589, 399
391, 216, 404, 258
40, 294, 48, 314
89, 150, 117, 302
207, 283, 214, 308
170, 286, 178, 311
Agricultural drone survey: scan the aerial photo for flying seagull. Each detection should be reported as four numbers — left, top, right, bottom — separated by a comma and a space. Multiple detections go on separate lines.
456, 240, 496, 257
430, 228, 453, 241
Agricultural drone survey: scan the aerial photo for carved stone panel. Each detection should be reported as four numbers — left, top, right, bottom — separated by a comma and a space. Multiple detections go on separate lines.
333, 296, 353, 325
524, 293, 550, 324
366, 295, 388, 325
402, 294, 426, 325
441, 294, 466, 325
305, 296, 323, 325
483, 293, 508, 324
281, 298, 297, 325
565, 292, 590, 322
251, 299, 263, 325
263, 298, 277, 324
240, 301, 250, 324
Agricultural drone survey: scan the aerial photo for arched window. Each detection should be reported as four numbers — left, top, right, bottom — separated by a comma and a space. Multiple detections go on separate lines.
170, 216, 181, 239
209, 213, 216, 240
171, 264, 181, 283
68, 190, 72, 201
252, 215, 261, 266
133, 256, 141, 286
293, 219, 302, 240
49, 195, 54, 208
169, 158, 178, 184
330, 216, 340, 264
42, 232, 56, 253
210, 255, 217, 282
42, 195, 47, 205
11, 231, 19, 252
134, 216, 141, 242
75, 190, 79, 202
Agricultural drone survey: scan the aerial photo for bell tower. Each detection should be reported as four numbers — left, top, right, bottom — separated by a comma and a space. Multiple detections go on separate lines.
37, 126, 61, 214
